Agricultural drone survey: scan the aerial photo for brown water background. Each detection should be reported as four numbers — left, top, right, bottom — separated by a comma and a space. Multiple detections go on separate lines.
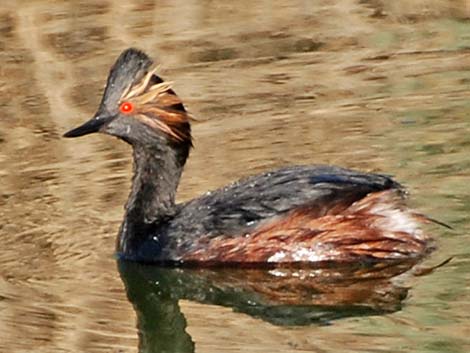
1, 1, 470, 352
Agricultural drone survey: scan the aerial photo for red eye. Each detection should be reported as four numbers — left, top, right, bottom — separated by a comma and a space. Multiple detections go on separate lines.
120, 101, 134, 114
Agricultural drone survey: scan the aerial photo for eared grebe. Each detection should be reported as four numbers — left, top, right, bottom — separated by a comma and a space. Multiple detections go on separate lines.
64, 48, 435, 265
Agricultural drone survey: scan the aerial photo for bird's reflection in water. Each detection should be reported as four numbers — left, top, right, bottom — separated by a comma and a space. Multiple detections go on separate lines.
118, 260, 420, 353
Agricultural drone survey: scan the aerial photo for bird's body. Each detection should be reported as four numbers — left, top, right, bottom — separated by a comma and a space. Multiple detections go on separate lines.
64, 48, 434, 266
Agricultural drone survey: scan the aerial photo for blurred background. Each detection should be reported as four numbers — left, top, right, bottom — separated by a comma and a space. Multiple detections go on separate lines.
0, 1, 469, 352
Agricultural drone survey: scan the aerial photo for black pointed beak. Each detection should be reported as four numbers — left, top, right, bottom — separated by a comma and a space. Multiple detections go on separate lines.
63, 114, 111, 138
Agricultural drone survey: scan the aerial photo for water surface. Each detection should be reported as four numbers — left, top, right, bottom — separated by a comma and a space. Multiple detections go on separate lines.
1, 1, 469, 352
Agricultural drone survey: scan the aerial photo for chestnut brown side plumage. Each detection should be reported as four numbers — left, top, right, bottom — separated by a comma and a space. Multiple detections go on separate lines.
64, 48, 438, 265
182, 190, 432, 264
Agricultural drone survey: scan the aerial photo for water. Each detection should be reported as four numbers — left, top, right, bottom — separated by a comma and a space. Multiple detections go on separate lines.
1, 1, 469, 352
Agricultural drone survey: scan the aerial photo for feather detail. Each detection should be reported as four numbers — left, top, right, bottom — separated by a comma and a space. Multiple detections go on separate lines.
119, 67, 191, 144
182, 190, 434, 264
124, 66, 160, 100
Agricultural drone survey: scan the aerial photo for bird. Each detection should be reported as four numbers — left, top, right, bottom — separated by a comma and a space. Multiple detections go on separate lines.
64, 48, 436, 266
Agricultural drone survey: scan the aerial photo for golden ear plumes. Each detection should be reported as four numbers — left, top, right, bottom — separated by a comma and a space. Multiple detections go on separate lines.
121, 67, 192, 143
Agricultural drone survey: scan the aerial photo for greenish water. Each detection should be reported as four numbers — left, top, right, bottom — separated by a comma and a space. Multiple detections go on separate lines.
0, 1, 469, 352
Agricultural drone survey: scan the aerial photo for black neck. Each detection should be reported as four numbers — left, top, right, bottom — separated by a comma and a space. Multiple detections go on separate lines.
117, 141, 187, 256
